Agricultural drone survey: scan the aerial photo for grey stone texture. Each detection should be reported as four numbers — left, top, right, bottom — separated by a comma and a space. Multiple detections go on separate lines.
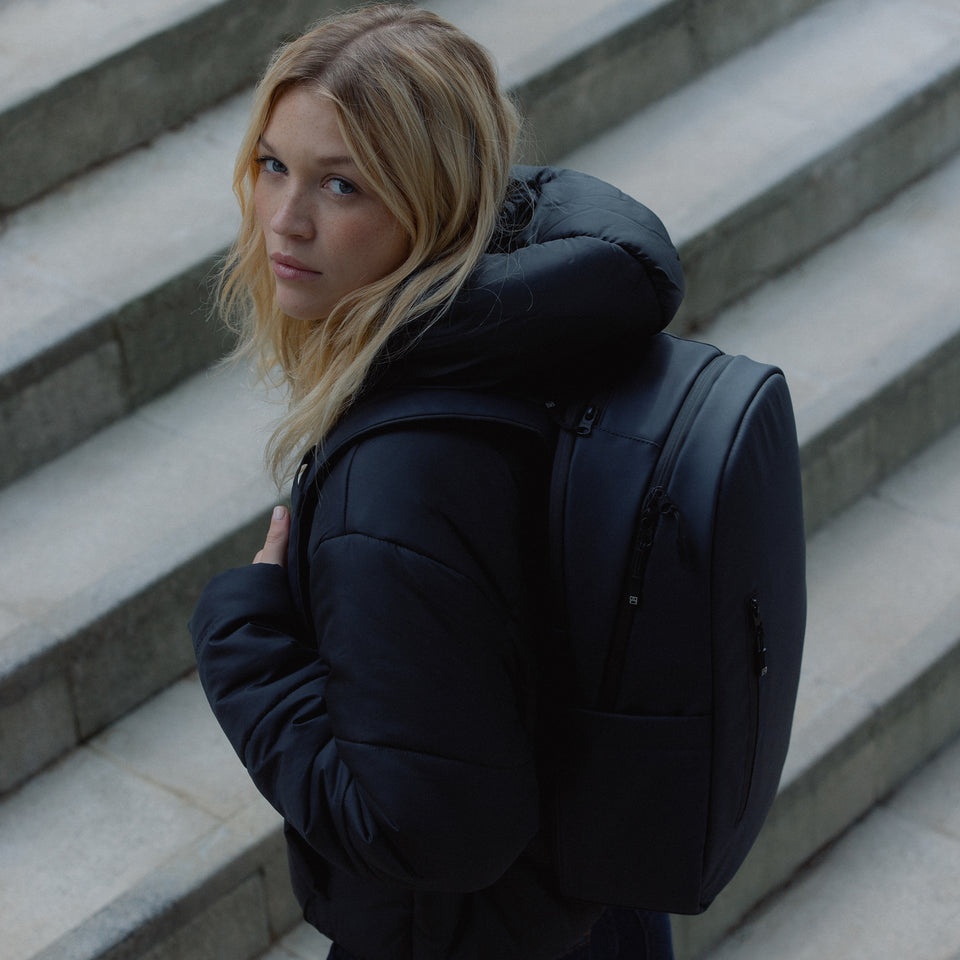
561, 0, 960, 331
700, 734, 960, 960
4, 675, 292, 960
706, 148, 960, 530
0, 93, 248, 486
259, 924, 333, 960
0, 0, 352, 211
0, 365, 278, 791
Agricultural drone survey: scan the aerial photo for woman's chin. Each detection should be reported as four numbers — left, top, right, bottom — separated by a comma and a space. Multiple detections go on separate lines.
276, 291, 330, 322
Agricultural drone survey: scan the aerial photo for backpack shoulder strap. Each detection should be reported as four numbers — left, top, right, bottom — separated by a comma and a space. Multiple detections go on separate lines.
324, 388, 554, 462
290, 388, 555, 627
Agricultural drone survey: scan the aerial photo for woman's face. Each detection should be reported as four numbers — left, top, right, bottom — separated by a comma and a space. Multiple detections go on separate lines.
254, 86, 410, 321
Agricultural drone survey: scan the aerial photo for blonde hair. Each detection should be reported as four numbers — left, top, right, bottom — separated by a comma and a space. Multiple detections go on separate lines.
218, 4, 521, 484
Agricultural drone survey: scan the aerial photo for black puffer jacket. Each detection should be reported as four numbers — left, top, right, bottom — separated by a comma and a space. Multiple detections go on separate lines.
190, 166, 683, 960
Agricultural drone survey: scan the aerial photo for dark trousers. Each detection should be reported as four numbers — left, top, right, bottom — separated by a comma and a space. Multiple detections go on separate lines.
328, 908, 673, 960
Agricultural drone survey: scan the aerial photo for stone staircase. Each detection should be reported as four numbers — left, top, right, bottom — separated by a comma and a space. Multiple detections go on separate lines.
2, 1, 959, 958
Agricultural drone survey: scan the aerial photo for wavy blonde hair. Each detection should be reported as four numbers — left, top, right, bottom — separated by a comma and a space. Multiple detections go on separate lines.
218, 4, 521, 484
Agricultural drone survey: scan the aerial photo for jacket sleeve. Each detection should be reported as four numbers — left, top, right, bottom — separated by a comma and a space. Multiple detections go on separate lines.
190, 427, 541, 892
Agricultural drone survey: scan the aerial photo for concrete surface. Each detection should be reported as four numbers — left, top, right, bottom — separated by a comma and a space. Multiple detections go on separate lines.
0, 0, 349, 210
700, 734, 960, 960
258, 924, 333, 960
562, 0, 960, 327
0, 364, 278, 791
704, 147, 960, 530
3, 674, 294, 960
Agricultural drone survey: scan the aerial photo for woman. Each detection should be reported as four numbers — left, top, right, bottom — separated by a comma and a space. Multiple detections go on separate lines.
190, 6, 683, 958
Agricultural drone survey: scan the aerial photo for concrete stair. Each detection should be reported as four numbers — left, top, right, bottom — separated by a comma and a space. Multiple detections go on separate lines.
0, 0, 354, 212
698, 726, 960, 960
2, 0, 960, 958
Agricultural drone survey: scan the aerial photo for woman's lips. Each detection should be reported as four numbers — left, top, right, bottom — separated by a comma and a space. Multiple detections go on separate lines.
271, 254, 321, 280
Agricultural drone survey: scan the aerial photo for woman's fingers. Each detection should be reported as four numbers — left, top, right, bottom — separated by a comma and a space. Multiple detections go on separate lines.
253, 505, 291, 566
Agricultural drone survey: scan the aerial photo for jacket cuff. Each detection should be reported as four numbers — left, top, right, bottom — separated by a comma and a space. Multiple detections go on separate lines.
189, 563, 297, 652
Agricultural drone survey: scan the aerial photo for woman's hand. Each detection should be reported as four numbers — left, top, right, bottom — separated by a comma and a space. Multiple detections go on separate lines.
253, 505, 290, 566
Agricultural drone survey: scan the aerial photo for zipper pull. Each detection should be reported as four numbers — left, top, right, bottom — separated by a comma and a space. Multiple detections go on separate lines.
627, 489, 662, 605
635, 489, 664, 556
576, 405, 598, 436
658, 496, 689, 563
749, 595, 768, 678
627, 533, 649, 604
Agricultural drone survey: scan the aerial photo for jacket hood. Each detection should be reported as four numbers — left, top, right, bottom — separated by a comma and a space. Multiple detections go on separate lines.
373, 165, 684, 397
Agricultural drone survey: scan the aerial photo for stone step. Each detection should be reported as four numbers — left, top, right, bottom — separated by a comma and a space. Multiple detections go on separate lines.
0, 365, 278, 795
1, 674, 296, 960
0, 0, 825, 211
435, 0, 830, 164
695, 731, 960, 960
704, 145, 960, 530
260, 924, 333, 960
5, 415, 960, 960
0, 0, 828, 487
0, 0, 347, 212
561, 0, 960, 330
0, 92, 248, 489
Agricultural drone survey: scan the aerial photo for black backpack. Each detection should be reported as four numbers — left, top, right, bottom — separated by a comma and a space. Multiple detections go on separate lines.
294, 331, 807, 915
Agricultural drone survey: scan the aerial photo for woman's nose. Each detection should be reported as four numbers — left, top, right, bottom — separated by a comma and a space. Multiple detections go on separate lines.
271, 187, 314, 239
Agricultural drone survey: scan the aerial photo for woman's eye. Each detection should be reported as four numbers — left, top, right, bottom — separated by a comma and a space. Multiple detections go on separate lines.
327, 177, 356, 197
255, 156, 287, 175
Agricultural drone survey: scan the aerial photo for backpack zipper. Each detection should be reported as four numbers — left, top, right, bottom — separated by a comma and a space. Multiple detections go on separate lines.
546, 401, 598, 643
749, 594, 768, 678
737, 593, 767, 822
598, 353, 731, 709
624, 354, 731, 607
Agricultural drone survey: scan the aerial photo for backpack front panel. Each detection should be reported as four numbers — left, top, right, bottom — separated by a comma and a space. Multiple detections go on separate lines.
552, 340, 805, 914
553, 336, 724, 911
